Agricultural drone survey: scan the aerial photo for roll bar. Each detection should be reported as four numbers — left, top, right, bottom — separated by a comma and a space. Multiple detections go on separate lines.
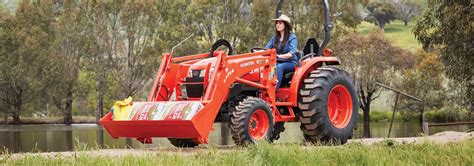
318, 0, 333, 56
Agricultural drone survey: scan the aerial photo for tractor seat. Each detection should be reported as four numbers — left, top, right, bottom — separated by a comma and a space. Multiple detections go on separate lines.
279, 38, 319, 87
278, 51, 301, 87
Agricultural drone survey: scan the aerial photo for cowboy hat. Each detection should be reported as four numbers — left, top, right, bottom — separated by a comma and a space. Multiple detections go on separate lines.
272, 14, 292, 31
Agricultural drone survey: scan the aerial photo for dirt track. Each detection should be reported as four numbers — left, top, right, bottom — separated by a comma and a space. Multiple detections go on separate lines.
5, 131, 473, 159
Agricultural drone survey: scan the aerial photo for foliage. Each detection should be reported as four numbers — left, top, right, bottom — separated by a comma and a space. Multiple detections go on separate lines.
413, 1, 473, 111
0, 1, 54, 124
334, 0, 364, 29
108, 1, 161, 98
424, 108, 471, 123
45, 1, 95, 125
365, 2, 399, 30
392, 49, 445, 121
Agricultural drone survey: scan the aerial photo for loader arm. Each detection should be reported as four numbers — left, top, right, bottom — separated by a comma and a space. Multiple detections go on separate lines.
190, 50, 279, 143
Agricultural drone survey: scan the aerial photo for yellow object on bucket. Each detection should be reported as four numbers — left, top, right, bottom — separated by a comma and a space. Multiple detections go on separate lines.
112, 97, 133, 121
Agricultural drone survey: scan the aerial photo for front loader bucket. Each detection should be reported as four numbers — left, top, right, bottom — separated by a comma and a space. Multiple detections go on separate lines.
99, 101, 216, 144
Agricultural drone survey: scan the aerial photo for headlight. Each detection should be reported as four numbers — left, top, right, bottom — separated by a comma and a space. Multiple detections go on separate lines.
187, 69, 201, 77
187, 69, 207, 78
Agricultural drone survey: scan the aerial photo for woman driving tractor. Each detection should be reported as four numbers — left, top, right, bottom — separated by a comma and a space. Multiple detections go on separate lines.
264, 14, 299, 89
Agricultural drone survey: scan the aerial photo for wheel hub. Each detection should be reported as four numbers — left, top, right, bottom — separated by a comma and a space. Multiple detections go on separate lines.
248, 109, 269, 140
327, 84, 353, 129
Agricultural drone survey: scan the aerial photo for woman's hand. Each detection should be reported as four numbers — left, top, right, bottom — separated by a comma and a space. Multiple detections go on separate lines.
277, 53, 293, 59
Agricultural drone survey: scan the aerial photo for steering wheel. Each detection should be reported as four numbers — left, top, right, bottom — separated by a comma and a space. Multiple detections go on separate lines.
250, 47, 266, 52
209, 39, 233, 56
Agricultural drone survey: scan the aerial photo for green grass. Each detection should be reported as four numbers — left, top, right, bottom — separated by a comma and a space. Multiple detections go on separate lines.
2, 140, 473, 165
357, 20, 422, 52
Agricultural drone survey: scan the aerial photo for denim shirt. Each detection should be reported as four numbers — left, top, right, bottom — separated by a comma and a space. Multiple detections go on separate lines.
265, 33, 298, 64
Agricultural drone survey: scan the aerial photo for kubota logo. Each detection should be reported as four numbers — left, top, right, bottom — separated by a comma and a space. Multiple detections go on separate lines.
240, 61, 255, 68
223, 67, 234, 83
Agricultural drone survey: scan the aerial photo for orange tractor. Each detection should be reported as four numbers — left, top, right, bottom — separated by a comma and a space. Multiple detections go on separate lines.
100, 0, 358, 147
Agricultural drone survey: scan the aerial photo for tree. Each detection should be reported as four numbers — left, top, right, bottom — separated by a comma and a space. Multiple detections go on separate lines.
46, 1, 93, 125
0, 1, 54, 124
394, 0, 421, 26
334, 0, 364, 29
393, 50, 445, 123
413, 1, 473, 116
246, 0, 273, 49
365, 2, 399, 30
214, 0, 252, 52
0, 3, 11, 124
110, 1, 160, 99
334, 30, 413, 137
86, 1, 121, 122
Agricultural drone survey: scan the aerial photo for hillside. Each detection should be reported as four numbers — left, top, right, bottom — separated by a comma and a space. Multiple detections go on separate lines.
357, 20, 422, 52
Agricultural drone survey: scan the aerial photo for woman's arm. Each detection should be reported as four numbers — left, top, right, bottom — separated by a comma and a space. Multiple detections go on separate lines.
278, 53, 293, 59
265, 36, 275, 49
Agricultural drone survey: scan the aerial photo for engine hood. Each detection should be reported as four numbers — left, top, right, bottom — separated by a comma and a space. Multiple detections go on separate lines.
189, 57, 217, 70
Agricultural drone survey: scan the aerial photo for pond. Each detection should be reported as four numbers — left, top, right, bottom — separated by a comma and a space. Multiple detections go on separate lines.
0, 122, 472, 153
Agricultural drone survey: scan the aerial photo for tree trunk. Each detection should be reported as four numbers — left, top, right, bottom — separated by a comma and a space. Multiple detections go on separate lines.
63, 90, 74, 125
63, 106, 73, 125
360, 88, 372, 138
12, 111, 20, 125
377, 19, 386, 31
419, 109, 424, 124
419, 103, 425, 131
95, 77, 106, 123
96, 91, 104, 123
12, 89, 23, 125
404, 20, 408, 26
363, 105, 371, 138
470, 81, 473, 121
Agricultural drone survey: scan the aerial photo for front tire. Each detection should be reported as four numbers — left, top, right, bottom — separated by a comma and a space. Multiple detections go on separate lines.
229, 97, 274, 145
298, 66, 358, 144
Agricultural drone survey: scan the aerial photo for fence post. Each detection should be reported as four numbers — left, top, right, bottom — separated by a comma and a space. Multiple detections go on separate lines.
388, 93, 400, 138
374, 82, 423, 138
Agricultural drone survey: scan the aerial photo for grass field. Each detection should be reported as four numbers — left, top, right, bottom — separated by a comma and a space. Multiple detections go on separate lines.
357, 20, 422, 52
2, 139, 473, 165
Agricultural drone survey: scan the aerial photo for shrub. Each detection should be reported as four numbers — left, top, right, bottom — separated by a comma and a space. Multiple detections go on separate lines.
424, 108, 470, 122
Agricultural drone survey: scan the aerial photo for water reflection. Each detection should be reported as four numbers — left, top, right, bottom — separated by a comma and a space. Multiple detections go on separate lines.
96, 130, 104, 149
0, 122, 472, 153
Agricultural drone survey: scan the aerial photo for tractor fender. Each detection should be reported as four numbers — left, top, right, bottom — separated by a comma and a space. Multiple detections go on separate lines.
288, 56, 340, 106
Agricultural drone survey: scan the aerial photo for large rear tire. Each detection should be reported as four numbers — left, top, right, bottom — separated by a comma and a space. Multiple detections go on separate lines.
298, 66, 358, 144
168, 138, 198, 148
230, 97, 274, 145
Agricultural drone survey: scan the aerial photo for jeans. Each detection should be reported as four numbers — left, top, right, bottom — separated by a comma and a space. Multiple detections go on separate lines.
276, 62, 296, 89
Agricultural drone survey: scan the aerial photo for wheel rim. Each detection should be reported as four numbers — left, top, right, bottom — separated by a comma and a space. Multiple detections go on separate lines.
327, 84, 353, 129
248, 109, 269, 140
